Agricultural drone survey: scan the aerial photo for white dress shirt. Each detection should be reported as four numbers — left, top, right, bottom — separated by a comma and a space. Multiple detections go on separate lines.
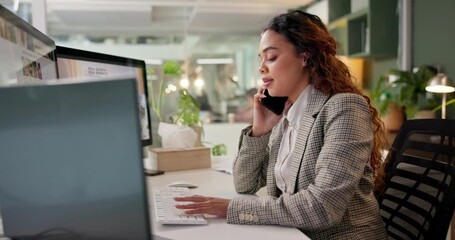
275, 84, 313, 193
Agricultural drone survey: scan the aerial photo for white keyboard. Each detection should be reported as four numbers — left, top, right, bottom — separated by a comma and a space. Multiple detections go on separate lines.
152, 186, 208, 225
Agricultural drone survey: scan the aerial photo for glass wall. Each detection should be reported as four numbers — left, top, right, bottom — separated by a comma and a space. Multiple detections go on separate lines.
7, 0, 283, 126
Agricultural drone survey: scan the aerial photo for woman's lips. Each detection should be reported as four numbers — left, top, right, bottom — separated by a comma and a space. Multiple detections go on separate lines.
262, 78, 272, 87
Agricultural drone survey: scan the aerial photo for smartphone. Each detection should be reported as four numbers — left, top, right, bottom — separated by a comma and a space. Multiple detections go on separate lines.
144, 169, 164, 176
260, 89, 288, 115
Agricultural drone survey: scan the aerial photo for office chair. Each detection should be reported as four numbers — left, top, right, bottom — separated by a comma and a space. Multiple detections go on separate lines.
377, 119, 455, 240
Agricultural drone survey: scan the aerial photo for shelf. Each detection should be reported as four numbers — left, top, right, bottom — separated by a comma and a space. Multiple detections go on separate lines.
347, 11, 368, 56
328, 18, 347, 56
328, 0, 350, 22
327, 0, 398, 58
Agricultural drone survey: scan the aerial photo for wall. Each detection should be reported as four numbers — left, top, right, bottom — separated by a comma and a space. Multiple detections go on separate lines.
413, 0, 455, 78
365, 58, 399, 90
413, 0, 455, 118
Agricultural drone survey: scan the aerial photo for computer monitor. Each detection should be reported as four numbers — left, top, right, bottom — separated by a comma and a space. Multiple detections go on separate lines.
55, 46, 152, 146
0, 78, 152, 240
0, 4, 58, 85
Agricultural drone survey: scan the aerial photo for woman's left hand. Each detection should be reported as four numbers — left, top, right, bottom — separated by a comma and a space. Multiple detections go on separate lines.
174, 195, 230, 217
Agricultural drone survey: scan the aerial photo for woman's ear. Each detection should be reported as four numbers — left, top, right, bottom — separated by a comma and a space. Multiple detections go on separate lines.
301, 52, 310, 67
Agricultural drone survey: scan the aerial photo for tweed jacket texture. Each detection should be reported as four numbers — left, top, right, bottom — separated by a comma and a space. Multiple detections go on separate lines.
226, 89, 387, 240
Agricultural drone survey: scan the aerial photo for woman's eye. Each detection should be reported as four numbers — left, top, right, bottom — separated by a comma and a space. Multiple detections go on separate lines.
267, 57, 277, 62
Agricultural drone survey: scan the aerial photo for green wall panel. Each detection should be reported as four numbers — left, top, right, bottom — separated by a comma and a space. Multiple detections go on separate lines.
413, 0, 455, 118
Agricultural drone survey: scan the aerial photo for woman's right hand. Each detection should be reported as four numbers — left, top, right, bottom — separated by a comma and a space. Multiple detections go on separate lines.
251, 86, 291, 137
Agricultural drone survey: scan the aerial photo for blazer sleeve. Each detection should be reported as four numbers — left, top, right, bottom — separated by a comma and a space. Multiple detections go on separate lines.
227, 94, 374, 230
232, 126, 271, 194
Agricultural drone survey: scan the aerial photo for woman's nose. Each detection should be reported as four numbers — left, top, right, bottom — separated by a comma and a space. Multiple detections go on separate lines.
258, 64, 266, 74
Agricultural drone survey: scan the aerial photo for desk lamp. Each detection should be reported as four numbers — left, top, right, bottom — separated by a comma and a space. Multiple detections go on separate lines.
425, 73, 455, 119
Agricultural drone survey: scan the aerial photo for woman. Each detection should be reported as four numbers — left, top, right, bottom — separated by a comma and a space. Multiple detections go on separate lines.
175, 10, 387, 239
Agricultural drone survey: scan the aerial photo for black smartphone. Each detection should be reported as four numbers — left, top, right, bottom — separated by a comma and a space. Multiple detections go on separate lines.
260, 89, 288, 115
144, 169, 164, 176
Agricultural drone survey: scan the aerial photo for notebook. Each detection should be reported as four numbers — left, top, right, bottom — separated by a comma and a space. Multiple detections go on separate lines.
0, 78, 152, 240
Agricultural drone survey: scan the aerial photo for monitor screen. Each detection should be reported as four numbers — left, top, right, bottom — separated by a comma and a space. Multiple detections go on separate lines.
0, 79, 152, 240
0, 5, 57, 85
55, 46, 152, 146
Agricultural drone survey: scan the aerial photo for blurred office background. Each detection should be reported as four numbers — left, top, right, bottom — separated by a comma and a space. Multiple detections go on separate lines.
2, 0, 453, 126
0, 0, 307, 122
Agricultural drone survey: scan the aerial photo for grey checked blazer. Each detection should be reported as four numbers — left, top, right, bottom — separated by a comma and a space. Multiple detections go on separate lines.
227, 89, 387, 240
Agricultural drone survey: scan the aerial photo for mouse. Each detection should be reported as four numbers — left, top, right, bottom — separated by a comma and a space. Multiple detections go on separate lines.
167, 181, 198, 188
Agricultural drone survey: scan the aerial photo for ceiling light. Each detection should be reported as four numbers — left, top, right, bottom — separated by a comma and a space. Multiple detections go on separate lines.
196, 58, 234, 65
145, 59, 163, 65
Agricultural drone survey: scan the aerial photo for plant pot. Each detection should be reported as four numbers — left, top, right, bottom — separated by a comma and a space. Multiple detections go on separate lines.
191, 125, 204, 147
158, 122, 198, 148
382, 104, 405, 133
414, 110, 436, 119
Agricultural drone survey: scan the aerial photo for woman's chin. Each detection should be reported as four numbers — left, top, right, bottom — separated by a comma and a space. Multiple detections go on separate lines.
267, 89, 280, 97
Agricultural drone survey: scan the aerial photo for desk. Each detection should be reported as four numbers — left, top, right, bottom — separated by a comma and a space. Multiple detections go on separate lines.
147, 169, 308, 240
0, 169, 307, 240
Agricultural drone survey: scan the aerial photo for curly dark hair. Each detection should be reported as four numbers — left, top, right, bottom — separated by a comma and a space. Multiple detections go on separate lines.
263, 10, 386, 192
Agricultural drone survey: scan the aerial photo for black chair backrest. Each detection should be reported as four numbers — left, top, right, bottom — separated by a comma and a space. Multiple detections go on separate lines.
378, 119, 455, 240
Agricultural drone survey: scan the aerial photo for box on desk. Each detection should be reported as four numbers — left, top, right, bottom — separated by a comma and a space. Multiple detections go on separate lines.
150, 147, 211, 171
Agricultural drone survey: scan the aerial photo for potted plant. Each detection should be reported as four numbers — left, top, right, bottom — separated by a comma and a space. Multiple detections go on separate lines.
148, 61, 203, 148
371, 65, 438, 119
370, 75, 406, 133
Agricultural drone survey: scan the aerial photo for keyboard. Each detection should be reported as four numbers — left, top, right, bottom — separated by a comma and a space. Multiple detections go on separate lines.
152, 186, 208, 225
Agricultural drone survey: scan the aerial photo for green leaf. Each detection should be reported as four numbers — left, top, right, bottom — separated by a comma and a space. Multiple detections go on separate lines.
433, 98, 455, 112
163, 61, 181, 76
174, 89, 201, 127
212, 144, 227, 156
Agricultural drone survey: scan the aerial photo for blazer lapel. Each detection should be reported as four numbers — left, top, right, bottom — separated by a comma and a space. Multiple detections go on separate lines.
269, 118, 285, 164
287, 89, 331, 193
268, 117, 285, 196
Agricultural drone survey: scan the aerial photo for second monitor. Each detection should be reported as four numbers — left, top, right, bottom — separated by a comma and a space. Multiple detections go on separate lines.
55, 46, 152, 146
